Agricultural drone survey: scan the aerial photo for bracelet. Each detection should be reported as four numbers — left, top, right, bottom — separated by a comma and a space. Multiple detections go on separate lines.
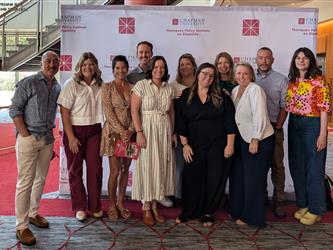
182, 143, 188, 147
136, 130, 143, 133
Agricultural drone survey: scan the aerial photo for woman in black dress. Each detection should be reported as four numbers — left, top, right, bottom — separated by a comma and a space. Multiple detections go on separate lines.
175, 62, 237, 226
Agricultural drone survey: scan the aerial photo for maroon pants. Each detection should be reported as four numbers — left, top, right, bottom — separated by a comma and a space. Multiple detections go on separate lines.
63, 124, 102, 213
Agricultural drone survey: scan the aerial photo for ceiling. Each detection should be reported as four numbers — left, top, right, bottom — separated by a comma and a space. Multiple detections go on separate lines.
230, 0, 312, 6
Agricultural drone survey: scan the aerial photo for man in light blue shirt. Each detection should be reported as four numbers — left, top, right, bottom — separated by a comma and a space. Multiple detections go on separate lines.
255, 47, 288, 218
9, 51, 60, 245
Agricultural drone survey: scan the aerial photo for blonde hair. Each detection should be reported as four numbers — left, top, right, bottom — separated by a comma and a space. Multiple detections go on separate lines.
74, 52, 103, 86
235, 62, 256, 82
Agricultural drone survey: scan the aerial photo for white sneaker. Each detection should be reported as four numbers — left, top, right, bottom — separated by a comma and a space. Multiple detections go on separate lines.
93, 210, 103, 218
158, 197, 173, 207
76, 211, 86, 221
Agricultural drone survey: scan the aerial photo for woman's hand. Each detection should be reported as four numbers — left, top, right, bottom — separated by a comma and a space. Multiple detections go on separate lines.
224, 144, 234, 158
317, 134, 327, 151
136, 132, 147, 148
172, 133, 177, 148
183, 144, 193, 163
249, 139, 259, 154
222, 88, 231, 96
176, 90, 183, 99
68, 136, 81, 154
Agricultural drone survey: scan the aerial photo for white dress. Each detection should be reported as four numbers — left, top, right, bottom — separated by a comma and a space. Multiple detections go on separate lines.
131, 79, 176, 202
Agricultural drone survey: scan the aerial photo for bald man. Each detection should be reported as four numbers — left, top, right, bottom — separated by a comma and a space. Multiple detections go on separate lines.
9, 51, 61, 245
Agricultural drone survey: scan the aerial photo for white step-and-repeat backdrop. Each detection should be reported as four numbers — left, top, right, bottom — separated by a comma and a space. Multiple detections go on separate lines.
59, 5, 318, 197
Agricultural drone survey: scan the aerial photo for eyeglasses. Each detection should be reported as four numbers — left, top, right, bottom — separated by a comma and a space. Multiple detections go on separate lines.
200, 71, 215, 79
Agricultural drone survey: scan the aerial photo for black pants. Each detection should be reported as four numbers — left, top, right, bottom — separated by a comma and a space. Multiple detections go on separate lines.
229, 134, 275, 227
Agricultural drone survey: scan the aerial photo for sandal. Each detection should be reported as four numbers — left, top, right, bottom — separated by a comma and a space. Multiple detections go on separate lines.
107, 206, 118, 220
200, 215, 214, 227
235, 219, 247, 226
117, 206, 131, 220
175, 215, 188, 224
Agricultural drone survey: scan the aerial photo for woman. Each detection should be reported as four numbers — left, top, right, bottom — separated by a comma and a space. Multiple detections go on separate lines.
215, 52, 237, 94
170, 53, 197, 199
171, 53, 197, 96
100, 55, 134, 220
175, 63, 237, 227
230, 62, 275, 227
286, 47, 331, 225
131, 56, 176, 226
57, 52, 104, 221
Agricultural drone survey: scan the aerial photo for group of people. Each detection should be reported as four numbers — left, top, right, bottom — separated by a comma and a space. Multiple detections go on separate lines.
9, 41, 331, 245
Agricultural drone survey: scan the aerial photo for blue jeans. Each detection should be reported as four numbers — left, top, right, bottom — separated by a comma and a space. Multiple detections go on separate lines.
288, 114, 326, 215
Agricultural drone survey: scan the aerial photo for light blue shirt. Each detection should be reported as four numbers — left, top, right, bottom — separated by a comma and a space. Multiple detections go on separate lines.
9, 71, 61, 144
255, 69, 288, 123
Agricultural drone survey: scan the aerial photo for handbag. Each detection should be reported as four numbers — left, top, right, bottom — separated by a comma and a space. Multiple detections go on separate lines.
114, 139, 140, 160
325, 174, 333, 210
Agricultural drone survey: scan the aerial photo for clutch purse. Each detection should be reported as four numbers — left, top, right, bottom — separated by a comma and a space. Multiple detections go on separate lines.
114, 139, 140, 160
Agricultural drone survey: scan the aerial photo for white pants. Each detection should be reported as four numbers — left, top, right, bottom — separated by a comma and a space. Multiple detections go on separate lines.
15, 134, 53, 230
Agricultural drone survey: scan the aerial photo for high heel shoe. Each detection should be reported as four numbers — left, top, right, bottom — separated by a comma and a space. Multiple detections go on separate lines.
152, 208, 165, 224
142, 209, 155, 226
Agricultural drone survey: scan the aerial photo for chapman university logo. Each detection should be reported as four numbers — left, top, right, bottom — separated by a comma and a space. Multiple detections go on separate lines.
233, 56, 256, 67
61, 15, 82, 23
60, 55, 72, 72
292, 17, 318, 36
298, 17, 318, 25
119, 17, 135, 34
242, 19, 260, 36
172, 18, 205, 26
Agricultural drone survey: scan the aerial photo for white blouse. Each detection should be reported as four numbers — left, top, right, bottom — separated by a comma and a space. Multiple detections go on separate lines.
57, 78, 103, 126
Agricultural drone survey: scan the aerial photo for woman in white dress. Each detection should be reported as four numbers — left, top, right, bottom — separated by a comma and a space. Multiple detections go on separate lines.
131, 56, 176, 226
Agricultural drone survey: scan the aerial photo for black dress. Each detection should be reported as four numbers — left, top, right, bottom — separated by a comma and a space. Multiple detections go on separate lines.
175, 88, 237, 220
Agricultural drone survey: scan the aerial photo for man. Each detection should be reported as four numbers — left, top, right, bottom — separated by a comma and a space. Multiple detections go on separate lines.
9, 51, 61, 245
127, 41, 173, 208
255, 47, 289, 218
127, 40, 153, 84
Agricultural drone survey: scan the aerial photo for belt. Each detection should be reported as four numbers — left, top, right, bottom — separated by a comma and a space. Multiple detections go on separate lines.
142, 111, 167, 116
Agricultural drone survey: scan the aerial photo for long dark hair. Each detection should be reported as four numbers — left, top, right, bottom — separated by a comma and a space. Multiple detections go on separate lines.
145, 56, 169, 82
288, 47, 322, 82
187, 62, 222, 108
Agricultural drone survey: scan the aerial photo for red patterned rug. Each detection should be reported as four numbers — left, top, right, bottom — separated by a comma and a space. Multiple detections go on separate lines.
1, 121, 333, 224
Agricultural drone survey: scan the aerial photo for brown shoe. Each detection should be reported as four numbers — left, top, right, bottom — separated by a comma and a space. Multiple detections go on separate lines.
142, 209, 155, 226
29, 215, 49, 228
16, 228, 36, 246
152, 208, 165, 224
273, 202, 287, 219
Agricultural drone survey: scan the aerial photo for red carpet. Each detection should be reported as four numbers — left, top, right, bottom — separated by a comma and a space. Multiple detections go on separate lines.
1, 121, 333, 223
